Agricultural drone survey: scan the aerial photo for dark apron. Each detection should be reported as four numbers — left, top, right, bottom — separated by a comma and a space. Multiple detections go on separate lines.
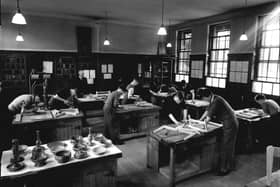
219, 116, 239, 172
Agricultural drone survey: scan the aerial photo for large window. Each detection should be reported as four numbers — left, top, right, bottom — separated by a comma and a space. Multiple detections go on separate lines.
206, 23, 231, 88
175, 30, 192, 82
252, 15, 280, 96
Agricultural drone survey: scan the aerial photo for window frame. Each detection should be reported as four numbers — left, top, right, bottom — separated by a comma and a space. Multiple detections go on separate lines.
175, 29, 192, 82
253, 14, 280, 96
206, 22, 231, 88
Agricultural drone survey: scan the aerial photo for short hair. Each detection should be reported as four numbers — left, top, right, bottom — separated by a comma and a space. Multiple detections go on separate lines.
174, 91, 184, 101
197, 87, 212, 98
118, 83, 127, 92
133, 77, 139, 82
255, 94, 266, 101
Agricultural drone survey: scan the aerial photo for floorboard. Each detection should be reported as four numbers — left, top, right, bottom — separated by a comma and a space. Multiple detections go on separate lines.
116, 137, 266, 187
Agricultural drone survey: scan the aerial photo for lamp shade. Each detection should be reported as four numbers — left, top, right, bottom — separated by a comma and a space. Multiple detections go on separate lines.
103, 39, 110, 46
239, 32, 248, 41
12, 11, 26, 25
166, 42, 172, 48
157, 24, 167, 35
16, 33, 24, 42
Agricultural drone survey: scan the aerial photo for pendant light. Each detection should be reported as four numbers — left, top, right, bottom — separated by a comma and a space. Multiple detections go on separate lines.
166, 42, 172, 48
103, 11, 111, 46
166, 19, 172, 47
103, 39, 110, 46
239, 0, 248, 41
157, 0, 167, 35
12, 0, 27, 25
0, 0, 2, 26
16, 32, 24, 42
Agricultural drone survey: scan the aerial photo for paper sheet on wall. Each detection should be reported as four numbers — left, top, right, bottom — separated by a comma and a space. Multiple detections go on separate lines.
83, 70, 90, 79
89, 70, 95, 78
87, 78, 94, 84
42, 61, 53, 74
101, 64, 107, 73
108, 64, 113, 73
104, 73, 112, 79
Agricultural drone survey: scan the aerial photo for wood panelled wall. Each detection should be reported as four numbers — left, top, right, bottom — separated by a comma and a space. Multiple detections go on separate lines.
0, 51, 165, 102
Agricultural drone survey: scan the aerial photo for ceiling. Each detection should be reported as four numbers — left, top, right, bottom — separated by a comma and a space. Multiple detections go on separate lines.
2, 0, 276, 26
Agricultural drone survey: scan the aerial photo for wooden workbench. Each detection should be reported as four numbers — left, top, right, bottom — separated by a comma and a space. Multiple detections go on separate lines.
147, 121, 222, 187
83, 103, 161, 140
0, 139, 122, 187
12, 109, 83, 145
235, 108, 270, 152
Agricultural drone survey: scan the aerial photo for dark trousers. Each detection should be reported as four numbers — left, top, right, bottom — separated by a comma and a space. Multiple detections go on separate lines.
219, 118, 239, 172
103, 110, 120, 143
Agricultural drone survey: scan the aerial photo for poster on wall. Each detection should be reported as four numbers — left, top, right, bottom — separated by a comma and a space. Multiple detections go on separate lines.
104, 73, 112, 79
89, 70, 96, 78
101, 64, 107, 73
42, 61, 53, 74
108, 64, 113, 73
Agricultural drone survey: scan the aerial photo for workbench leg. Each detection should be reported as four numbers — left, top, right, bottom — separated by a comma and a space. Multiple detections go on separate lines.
169, 146, 176, 187
147, 135, 159, 171
247, 123, 253, 153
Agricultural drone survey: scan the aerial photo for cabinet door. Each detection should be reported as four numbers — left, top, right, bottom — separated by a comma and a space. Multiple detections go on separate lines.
0, 54, 27, 89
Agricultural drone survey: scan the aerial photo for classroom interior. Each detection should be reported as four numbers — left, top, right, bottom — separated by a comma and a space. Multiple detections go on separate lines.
1, 0, 280, 186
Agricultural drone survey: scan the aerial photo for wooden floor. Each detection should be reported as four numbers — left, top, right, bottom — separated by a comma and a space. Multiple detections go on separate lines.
116, 137, 266, 187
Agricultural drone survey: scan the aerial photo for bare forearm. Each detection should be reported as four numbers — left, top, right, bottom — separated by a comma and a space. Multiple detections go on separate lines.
183, 109, 188, 121
168, 114, 179, 124
200, 110, 208, 121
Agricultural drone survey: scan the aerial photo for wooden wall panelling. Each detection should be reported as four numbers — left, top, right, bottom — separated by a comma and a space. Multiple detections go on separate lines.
0, 54, 27, 89
0, 50, 160, 95
55, 55, 77, 78
226, 53, 254, 109
77, 55, 97, 92
152, 56, 173, 85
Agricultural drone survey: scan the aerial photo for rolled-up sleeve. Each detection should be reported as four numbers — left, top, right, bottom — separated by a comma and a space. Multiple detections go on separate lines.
207, 98, 219, 118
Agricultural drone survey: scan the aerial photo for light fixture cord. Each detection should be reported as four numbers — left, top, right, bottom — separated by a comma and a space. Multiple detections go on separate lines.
243, 0, 247, 33
105, 11, 108, 37
17, 0, 19, 10
161, 0, 164, 25
0, 0, 2, 25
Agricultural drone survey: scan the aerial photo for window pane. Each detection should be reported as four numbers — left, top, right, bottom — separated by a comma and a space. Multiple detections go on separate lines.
252, 81, 262, 93
264, 16, 279, 30
268, 63, 278, 81
206, 77, 212, 86
212, 78, 219, 87
273, 83, 280, 96
226, 37, 230, 48
262, 82, 273, 94
270, 48, 279, 60
219, 78, 226, 88
218, 51, 224, 60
